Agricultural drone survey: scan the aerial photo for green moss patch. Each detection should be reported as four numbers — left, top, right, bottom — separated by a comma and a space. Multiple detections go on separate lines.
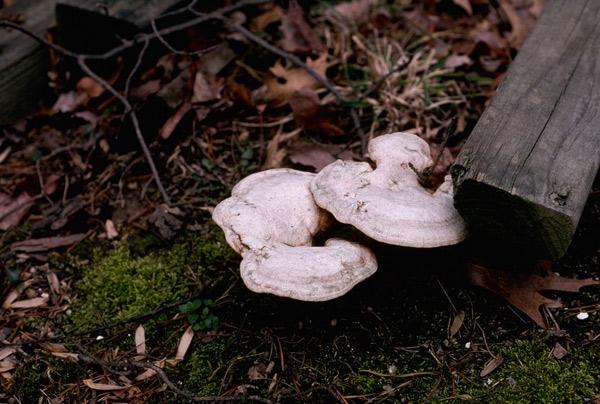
69, 228, 236, 330
183, 341, 227, 396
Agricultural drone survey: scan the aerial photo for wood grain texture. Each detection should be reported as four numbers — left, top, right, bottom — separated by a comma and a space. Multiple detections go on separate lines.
0, 0, 180, 124
452, 0, 600, 259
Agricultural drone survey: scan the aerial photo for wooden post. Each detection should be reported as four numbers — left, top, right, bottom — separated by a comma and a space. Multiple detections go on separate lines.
0, 0, 181, 125
452, 0, 600, 259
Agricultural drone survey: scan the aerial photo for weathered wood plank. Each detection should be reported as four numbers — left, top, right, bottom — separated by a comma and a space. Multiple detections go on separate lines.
0, 0, 181, 125
452, 0, 600, 259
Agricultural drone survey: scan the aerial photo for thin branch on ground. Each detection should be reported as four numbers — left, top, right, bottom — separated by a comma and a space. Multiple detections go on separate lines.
76, 352, 273, 403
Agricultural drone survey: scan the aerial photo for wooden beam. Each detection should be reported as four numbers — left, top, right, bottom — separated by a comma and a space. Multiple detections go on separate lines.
452, 0, 600, 259
0, 0, 181, 125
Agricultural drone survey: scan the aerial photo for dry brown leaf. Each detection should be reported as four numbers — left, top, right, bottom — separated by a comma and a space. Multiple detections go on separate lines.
148, 204, 183, 240
11, 233, 86, 252
288, 143, 354, 172
251, 6, 283, 31
444, 54, 473, 69
175, 326, 194, 361
480, 354, 503, 377
289, 89, 344, 137
452, 0, 473, 15
0, 192, 33, 231
0, 360, 17, 373
467, 260, 598, 328
0, 347, 16, 361
279, 0, 324, 54
160, 101, 192, 140
158, 69, 192, 108
83, 379, 128, 391
326, 0, 377, 24
135, 324, 146, 355
47, 271, 61, 295
263, 128, 301, 169
39, 342, 67, 353
2, 289, 20, 309
51, 352, 79, 360
135, 368, 157, 381
264, 53, 328, 106
77, 77, 104, 99
10, 296, 48, 309
551, 342, 568, 360
192, 72, 222, 103
130, 79, 161, 100
499, 0, 527, 48
105, 219, 118, 240
449, 310, 465, 338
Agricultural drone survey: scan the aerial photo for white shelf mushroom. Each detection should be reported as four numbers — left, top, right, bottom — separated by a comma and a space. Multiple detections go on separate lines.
212, 168, 377, 301
310, 132, 467, 248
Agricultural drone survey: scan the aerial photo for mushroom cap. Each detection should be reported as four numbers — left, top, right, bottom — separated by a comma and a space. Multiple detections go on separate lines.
310, 132, 466, 248
212, 168, 329, 253
212, 168, 377, 301
240, 238, 377, 301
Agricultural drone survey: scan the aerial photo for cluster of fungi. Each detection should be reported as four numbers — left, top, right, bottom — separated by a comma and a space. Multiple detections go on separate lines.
213, 132, 467, 301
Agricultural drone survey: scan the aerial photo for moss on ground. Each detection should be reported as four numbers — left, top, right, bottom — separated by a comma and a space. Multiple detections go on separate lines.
183, 341, 227, 396
69, 227, 236, 330
11, 356, 87, 401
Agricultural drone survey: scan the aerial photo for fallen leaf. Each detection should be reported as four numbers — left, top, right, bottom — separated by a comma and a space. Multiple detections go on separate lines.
325, 0, 377, 24
11, 233, 87, 252
197, 45, 235, 76
499, 0, 528, 48
480, 354, 503, 377
47, 271, 61, 295
51, 352, 79, 360
0, 192, 33, 231
551, 342, 568, 360
0, 360, 17, 373
10, 296, 48, 309
129, 79, 161, 100
39, 342, 66, 353
157, 69, 192, 108
263, 128, 301, 169
264, 53, 328, 106
2, 289, 20, 309
251, 6, 283, 31
160, 101, 192, 139
175, 326, 194, 361
148, 204, 183, 240
83, 379, 128, 391
289, 89, 344, 137
0, 347, 16, 361
444, 54, 473, 69
105, 219, 118, 240
467, 260, 598, 328
449, 310, 465, 338
77, 76, 104, 99
192, 72, 222, 103
279, 0, 324, 54
135, 324, 146, 355
452, 0, 472, 15
288, 143, 354, 172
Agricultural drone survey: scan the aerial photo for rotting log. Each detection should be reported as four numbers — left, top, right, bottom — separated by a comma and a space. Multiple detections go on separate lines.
452, 0, 600, 259
0, 0, 181, 125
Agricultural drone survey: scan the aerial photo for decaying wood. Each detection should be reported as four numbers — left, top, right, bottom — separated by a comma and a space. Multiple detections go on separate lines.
0, 0, 181, 124
452, 0, 600, 259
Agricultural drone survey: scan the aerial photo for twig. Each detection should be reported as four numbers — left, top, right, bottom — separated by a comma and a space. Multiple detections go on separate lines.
124, 35, 150, 98
206, 15, 368, 154
0, 0, 269, 60
76, 353, 273, 403
77, 57, 171, 205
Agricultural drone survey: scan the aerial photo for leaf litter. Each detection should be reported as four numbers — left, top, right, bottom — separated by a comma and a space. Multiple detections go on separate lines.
2, 0, 600, 402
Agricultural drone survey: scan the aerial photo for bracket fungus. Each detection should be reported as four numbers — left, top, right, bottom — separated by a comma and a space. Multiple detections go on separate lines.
212, 168, 377, 301
310, 132, 467, 248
